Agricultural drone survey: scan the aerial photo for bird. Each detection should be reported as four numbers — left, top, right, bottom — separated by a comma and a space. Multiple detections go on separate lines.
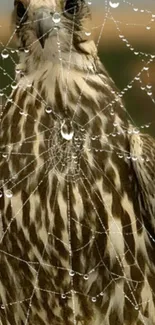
0, 0, 155, 324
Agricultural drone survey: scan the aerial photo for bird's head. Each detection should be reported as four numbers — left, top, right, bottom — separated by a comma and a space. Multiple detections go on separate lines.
12, 0, 97, 72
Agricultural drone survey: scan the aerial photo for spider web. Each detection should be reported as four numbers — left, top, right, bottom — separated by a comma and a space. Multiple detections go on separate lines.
0, 1, 155, 324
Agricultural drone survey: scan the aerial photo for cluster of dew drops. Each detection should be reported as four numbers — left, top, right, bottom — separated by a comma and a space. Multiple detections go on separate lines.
0, 1, 153, 312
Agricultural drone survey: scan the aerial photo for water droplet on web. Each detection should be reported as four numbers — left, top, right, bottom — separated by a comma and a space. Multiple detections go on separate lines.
5, 190, 13, 198
15, 68, 22, 75
132, 156, 138, 161
133, 129, 139, 134
61, 120, 74, 141
19, 111, 28, 117
0, 191, 3, 198
135, 305, 139, 310
69, 270, 75, 277
87, 1, 92, 5
109, 1, 120, 9
61, 294, 66, 299
1, 305, 5, 309
0, 91, 4, 97
1, 50, 9, 59
2, 153, 8, 159
83, 274, 89, 280
110, 109, 114, 115
143, 67, 149, 71
8, 98, 13, 103
91, 297, 97, 302
133, 8, 138, 12
11, 82, 18, 90
52, 13, 61, 24
100, 291, 104, 296
24, 48, 29, 53
85, 31, 91, 37
45, 106, 52, 114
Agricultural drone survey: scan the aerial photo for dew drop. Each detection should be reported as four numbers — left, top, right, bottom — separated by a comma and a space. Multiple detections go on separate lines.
5, 190, 13, 198
19, 111, 28, 117
109, 1, 120, 8
61, 294, 66, 299
135, 305, 139, 310
1, 50, 9, 59
0, 191, 3, 198
87, 1, 92, 4
2, 153, 8, 159
8, 98, 13, 103
24, 48, 30, 53
100, 291, 104, 296
11, 82, 18, 90
61, 120, 74, 141
83, 274, 89, 280
133, 129, 139, 134
132, 156, 138, 161
133, 8, 138, 12
45, 106, 52, 114
69, 270, 75, 277
15, 68, 22, 75
1, 305, 5, 309
91, 297, 97, 302
80, 128, 85, 132
52, 12, 61, 24
85, 31, 91, 37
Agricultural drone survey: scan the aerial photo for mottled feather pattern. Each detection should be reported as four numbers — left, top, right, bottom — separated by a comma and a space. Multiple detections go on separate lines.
0, 1, 155, 325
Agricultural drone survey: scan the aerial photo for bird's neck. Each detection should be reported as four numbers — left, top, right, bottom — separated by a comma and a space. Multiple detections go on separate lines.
16, 38, 98, 78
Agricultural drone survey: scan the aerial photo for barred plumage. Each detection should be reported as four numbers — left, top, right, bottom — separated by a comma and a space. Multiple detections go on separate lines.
0, 1, 155, 324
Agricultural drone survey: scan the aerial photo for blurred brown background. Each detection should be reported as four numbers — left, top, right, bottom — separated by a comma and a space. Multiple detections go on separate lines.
1, 4, 155, 135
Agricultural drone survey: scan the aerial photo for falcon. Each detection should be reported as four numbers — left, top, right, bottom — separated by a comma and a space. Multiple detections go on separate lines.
0, 0, 155, 324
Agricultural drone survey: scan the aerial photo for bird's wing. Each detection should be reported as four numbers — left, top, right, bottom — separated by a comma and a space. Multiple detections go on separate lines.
130, 132, 155, 231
